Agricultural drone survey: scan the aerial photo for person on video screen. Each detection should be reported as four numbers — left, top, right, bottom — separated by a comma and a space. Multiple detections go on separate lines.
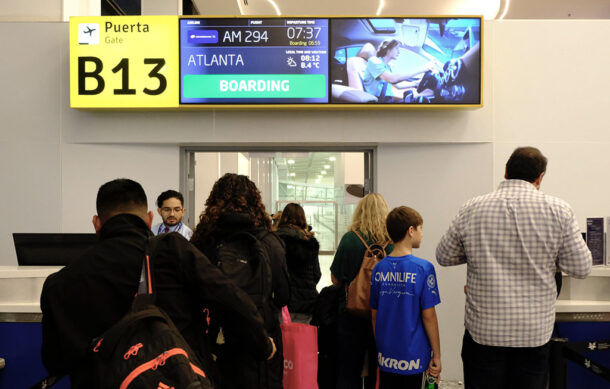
362, 39, 436, 103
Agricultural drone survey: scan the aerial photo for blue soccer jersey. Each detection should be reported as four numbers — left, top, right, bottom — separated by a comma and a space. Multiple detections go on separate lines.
370, 254, 441, 375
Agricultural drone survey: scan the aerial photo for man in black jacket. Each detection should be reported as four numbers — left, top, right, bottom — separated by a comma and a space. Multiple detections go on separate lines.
40, 178, 275, 388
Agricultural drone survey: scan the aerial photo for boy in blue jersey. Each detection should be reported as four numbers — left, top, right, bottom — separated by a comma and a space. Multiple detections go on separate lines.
370, 206, 441, 388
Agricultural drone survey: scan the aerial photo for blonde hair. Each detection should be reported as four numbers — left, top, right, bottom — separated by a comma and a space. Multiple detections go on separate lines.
349, 193, 390, 243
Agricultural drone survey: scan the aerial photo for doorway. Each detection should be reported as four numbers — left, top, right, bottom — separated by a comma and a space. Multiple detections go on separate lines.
181, 148, 374, 287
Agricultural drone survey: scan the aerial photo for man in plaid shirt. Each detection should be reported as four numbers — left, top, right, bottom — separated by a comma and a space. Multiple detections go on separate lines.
436, 146, 592, 389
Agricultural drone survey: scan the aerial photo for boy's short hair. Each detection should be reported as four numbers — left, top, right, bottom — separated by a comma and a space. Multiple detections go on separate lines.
386, 206, 423, 243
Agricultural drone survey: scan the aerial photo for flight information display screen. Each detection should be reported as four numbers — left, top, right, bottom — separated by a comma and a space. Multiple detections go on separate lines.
180, 18, 330, 104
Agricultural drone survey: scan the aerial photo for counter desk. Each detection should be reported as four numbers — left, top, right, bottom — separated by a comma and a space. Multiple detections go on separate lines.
555, 266, 610, 389
0, 266, 608, 388
0, 266, 68, 388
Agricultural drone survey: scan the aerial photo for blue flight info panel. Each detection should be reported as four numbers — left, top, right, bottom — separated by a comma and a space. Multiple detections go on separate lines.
179, 18, 330, 104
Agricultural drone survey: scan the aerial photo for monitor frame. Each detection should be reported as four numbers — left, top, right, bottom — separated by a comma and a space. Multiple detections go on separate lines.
13, 233, 98, 266
177, 15, 484, 110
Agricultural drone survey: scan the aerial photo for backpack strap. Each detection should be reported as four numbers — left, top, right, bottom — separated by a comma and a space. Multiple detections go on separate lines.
354, 230, 389, 254
92, 236, 164, 359
353, 230, 372, 251
133, 236, 161, 307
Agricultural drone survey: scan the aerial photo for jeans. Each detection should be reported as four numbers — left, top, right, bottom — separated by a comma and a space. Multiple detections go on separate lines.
461, 330, 550, 389
336, 311, 377, 389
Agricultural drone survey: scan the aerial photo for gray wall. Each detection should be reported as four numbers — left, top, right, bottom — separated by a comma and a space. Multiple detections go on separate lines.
1, 20, 610, 380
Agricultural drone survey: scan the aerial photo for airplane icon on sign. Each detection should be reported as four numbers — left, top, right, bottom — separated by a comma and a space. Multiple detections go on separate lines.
83, 26, 96, 36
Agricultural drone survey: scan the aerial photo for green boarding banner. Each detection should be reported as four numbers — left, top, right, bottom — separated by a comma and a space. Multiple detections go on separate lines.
183, 74, 327, 99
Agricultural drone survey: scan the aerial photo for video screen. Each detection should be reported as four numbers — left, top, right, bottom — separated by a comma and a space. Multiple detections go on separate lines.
180, 18, 329, 104
330, 18, 481, 105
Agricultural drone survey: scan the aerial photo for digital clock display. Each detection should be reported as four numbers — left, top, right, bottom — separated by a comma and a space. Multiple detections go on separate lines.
179, 18, 329, 104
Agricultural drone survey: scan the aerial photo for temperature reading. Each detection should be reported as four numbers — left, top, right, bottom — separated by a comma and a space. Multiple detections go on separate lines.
286, 27, 321, 40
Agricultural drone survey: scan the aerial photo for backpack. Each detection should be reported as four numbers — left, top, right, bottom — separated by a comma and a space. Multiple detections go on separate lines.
345, 231, 389, 318
89, 236, 213, 389
215, 229, 273, 325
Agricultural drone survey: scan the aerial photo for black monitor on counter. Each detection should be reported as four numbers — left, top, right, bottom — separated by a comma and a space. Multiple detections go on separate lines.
13, 233, 98, 266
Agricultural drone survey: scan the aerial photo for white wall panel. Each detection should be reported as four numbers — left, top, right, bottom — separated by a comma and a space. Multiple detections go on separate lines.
493, 21, 610, 143
0, 2, 61, 21
0, 23, 64, 143
0, 141, 61, 265
60, 143, 179, 232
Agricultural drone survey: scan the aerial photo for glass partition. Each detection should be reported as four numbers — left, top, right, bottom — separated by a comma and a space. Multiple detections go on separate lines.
190, 150, 367, 254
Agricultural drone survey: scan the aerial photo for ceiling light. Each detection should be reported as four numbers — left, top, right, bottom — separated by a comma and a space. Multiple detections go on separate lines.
315, 179, 320, 184
329, 157, 336, 161
287, 185, 294, 189
321, 170, 327, 175
289, 173, 295, 177
287, 159, 295, 164
376, 0, 384, 16
497, 0, 510, 20
324, 165, 330, 169
318, 175, 323, 178
268, 0, 281, 16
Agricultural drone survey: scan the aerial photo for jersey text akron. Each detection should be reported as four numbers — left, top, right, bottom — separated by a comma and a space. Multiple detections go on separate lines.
378, 352, 420, 371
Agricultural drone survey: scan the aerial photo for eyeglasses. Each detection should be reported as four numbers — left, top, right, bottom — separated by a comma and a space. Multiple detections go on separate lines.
161, 207, 183, 214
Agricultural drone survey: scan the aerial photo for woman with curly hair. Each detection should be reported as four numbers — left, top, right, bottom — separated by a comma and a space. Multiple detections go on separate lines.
191, 173, 290, 389
276, 203, 321, 324
330, 193, 393, 389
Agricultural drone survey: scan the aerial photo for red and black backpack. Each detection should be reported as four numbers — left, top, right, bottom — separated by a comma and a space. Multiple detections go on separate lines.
89, 236, 213, 389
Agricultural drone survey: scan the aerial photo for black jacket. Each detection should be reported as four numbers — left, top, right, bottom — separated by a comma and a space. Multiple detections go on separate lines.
277, 226, 321, 314
193, 213, 290, 389
40, 214, 272, 388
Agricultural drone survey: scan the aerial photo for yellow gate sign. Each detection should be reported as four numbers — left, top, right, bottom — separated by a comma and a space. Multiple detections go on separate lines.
70, 16, 178, 108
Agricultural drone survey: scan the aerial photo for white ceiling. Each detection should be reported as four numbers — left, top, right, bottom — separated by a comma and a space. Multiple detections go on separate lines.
194, 0, 610, 19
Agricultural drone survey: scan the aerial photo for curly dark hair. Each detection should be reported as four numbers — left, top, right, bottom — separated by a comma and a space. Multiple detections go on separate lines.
191, 173, 271, 245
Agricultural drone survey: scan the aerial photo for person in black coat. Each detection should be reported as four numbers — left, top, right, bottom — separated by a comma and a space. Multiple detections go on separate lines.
40, 179, 275, 388
191, 173, 290, 389
276, 203, 321, 323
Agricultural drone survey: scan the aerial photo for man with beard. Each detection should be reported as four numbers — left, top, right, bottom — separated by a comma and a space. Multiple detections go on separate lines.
152, 190, 193, 239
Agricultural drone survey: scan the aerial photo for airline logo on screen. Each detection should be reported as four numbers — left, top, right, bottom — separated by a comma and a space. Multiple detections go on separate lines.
69, 16, 179, 108
188, 30, 219, 44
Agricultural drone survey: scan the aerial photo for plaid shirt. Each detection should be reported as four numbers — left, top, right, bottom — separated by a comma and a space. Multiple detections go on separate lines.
436, 180, 592, 347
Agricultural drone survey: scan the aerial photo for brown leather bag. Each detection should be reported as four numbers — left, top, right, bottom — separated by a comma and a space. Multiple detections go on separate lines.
345, 231, 388, 318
